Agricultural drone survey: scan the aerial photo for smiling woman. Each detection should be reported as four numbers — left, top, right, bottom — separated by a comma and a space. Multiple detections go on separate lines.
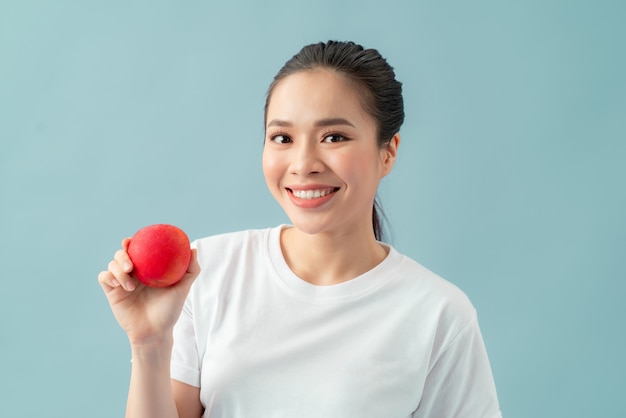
263, 69, 393, 246
98, 40, 502, 418
264, 41, 405, 242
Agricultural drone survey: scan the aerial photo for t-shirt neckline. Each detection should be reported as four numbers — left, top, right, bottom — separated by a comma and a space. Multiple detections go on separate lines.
266, 225, 403, 302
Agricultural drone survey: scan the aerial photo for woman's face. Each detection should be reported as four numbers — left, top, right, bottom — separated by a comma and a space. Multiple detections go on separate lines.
262, 69, 397, 237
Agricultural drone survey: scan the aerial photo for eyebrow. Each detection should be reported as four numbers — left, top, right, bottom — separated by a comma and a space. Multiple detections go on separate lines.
266, 118, 356, 128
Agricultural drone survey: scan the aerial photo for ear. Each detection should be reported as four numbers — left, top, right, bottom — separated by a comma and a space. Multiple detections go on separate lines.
380, 133, 400, 177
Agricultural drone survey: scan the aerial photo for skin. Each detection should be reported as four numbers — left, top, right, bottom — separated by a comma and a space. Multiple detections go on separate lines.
98, 68, 400, 417
98, 239, 203, 418
263, 69, 399, 285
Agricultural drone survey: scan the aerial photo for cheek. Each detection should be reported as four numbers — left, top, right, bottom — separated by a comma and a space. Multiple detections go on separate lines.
332, 150, 381, 185
262, 149, 282, 186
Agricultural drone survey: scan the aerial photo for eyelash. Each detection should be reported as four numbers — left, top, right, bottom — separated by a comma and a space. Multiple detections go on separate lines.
268, 131, 350, 144
268, 131, 292, 144
322, 132, 348, 143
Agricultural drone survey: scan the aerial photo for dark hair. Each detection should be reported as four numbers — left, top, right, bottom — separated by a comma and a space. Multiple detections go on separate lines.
265, 40, 404, 241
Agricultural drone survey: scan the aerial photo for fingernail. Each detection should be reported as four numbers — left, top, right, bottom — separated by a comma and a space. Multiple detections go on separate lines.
126, 281, 136, 291
111, 278, 121, 287
123, 262, 132, 272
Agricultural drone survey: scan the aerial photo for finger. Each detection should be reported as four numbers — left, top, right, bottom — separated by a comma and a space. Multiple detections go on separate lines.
114, 248, 133, 274
121, 237, 131, 251
108, 259, 137, 292
98, 270, 121, 290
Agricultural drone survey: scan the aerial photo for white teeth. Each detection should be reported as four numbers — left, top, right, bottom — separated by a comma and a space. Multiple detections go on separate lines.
292, 189, 334, 199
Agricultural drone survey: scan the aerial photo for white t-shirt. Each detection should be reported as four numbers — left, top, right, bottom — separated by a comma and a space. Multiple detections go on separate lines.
172, 226, 502, 417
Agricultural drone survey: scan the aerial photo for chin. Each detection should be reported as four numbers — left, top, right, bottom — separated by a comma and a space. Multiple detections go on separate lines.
285, 215, 334, 237
289, 222, 325, 236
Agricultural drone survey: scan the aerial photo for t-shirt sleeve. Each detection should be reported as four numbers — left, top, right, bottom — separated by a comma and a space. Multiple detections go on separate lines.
170, 295, 201, 387
413, 314, 502, 418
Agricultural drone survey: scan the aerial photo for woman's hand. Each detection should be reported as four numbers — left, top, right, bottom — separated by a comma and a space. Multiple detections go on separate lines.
98, 238, 200, 346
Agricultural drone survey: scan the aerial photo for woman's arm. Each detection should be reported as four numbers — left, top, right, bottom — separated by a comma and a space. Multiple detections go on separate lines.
124, 337, 203, 418
98, 240, 202, 418
172, 380, 203, 418
125, 337, 178, 418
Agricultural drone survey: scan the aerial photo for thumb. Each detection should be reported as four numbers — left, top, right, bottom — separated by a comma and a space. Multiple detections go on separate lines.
173, 248, 200, 292
187, 248, 201, 276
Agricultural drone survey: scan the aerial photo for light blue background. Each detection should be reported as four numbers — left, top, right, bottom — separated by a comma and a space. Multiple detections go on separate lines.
1, 1, 624, 416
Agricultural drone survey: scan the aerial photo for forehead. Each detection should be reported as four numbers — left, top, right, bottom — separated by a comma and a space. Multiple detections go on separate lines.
266, 69, 373, 127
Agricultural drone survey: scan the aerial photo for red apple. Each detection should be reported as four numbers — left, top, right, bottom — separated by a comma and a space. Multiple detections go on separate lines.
127, 224, 191, 288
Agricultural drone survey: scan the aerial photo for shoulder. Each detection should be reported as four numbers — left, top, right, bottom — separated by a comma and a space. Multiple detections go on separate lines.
387, 249, 477, 342
185, 227, 277, 306
392, 251, 474, 310
191, 227, 275, 266
193, 227, 270, 251
189, 227, 268, 275
189, 225, 282, 284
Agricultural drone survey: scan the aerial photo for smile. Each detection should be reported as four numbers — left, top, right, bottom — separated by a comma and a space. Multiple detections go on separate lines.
290, 188, 337, 200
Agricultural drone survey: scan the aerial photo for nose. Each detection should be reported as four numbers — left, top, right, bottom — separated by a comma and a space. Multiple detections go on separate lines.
290, 141, 325, 176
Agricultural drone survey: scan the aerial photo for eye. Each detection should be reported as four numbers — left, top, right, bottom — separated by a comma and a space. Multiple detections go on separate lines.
270, 134, 292, 144
322, 134, 347, 143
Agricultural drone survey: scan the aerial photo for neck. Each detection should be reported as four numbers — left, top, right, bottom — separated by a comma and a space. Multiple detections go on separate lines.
280, 225, 388, 286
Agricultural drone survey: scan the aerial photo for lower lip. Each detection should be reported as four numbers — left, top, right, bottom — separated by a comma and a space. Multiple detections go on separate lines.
287, 189, 337, 209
